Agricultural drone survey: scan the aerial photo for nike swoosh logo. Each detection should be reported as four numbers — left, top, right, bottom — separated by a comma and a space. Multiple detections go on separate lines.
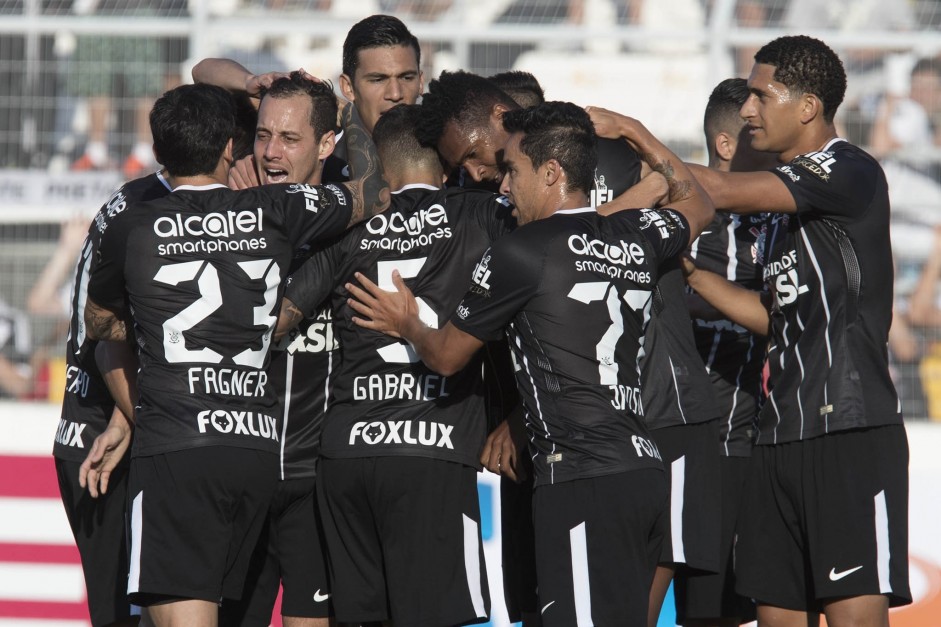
541, 601, 555, 615
829, 565, 863, 581
313, 589, 331, 602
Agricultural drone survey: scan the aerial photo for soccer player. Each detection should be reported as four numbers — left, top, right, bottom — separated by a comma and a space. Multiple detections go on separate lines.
192, 14, 422, 185
81, 82, 388, 627
346, 101, 714, 627
216, 73, 339, 627
672, 77, 777, 627
55, 170, 171, 627
684, 36, 911, 626
275, 103, 514, 626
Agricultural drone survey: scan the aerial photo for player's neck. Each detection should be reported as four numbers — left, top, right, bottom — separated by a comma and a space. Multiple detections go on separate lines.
781, 123, 839, 163
387, 168, 443, 191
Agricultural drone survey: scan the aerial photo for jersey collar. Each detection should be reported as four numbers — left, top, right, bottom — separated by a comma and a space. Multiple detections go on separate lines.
172, 183, 229, 192
392, 183, 440, 194
555, 206, 595, 215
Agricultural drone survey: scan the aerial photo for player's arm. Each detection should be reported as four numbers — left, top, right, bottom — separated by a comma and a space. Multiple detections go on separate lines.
681, 255, 771, 336
275, 297, 305, 342
597, 168, 668, 215
95, 339, 138, 423
337, 102, 391, 227
84, 297, 130, 342
687, 164, 797, 215
346, 271, 484, 376
587, 107, 713, 241
191, 57, 289, 100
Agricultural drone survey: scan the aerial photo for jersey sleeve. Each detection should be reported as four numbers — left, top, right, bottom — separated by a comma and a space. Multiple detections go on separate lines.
449, 232, 543, 342
613, 207, 690, 264
771, 146, 878, 223
284, 243, 342, 317
273, 182, 355, 248
86, 208, 132, 311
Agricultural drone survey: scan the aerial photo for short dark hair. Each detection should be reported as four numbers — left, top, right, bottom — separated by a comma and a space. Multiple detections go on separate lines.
150, 83, 236, 177
342, 14, 421, 79
704, 77, 749, 145
488, 70, 545, 108
373, 104, 442, 176
261, 71, 338, 140
754, 35, 846, 123
231, 92, 258, 160
418, 70, 520, 148
502, 101, 596, 195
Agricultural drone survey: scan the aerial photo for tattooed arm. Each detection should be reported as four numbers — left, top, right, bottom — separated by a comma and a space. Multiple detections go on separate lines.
587, 106, 714, 243
339, 102, 391, 227
274, 297, 305, 342
85, 298, 130, 342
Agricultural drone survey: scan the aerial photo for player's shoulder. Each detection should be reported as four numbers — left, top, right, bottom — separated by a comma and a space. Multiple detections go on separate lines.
784, 139, 882, 185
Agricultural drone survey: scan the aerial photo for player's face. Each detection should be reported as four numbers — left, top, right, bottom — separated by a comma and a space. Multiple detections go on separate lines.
255, 94, 324, 185
741, 63, 805, 159
438, 116, 508, 189
730, 124, 782, 172
340, 45, 422, 134
499, 133, 542, 225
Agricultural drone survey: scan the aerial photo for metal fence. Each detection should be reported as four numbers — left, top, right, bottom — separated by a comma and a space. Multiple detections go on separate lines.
2, 0, 941, 419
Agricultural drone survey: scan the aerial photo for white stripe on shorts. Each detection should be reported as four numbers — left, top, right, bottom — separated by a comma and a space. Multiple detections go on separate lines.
128, 490, 143, 594
875, 489, 892, 594
671, 455, 687, 564
570, 521, 593, 626
462, 514, 487, 618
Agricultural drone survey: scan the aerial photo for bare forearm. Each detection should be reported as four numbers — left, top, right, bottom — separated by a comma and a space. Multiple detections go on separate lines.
597, 171, 667, 215
274, 297, 305, 342
192, 58, 252, 93
686, 267, 770, 336
95, 340, 138, 422
689, 164, 796, 215
340, 103, 390, 227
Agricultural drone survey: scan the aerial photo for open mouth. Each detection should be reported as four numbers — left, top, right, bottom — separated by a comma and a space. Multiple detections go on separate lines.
263, 168, 288, 183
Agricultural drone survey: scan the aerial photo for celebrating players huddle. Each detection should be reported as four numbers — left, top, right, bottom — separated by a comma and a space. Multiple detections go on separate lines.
53, 13, 910, 627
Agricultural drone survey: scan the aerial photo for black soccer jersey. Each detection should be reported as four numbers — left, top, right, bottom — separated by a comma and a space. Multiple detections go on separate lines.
284, 184, 516, 468
267, 305, 338, 480
451, 207, 690, 486
592, 137, 643, 208
53, 172, 172, 462
640, 260, 722, 431
87, 182, 353, 457
688, 212, 768, 456
759, 139, 902, 444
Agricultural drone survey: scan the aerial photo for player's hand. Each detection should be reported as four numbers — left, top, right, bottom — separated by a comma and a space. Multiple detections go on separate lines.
79, 412, 132, 498
245, 70, 290, 97
481, 420, 524, 482
585, 105, 627, 140
228, 155, 260, 189
346, 270, 418, 338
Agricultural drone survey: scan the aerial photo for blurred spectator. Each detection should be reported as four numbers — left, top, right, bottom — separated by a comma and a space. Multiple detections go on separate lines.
870, 57, 941, 165
26, 215, 88, 318
67, 0, 186, 178
906, 226, 941, 419
0, 299, 32, 399
783, 0, 915, 74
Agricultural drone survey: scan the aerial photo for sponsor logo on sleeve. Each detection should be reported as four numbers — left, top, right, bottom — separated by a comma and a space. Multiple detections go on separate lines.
638, 208, 684, 240
470, 251, 493, 296
791, 150, 835, 182
287, 183, 332, 213
324, 183, 347, 205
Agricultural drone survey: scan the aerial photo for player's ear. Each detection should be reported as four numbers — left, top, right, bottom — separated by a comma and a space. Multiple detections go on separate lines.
544, 159, 562, 187
715, 131, 735, 163
800, 93, 821, 124
223, 138, 234, 164
492, 102, 512, 123
318, 130, 336, 161
339, 73, 355, 102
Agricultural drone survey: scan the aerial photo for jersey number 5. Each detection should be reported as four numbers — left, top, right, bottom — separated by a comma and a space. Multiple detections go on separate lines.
374, 258, 439, 363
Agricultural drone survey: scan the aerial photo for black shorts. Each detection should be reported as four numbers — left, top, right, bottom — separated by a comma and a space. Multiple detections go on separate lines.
55, 458, 137, 627
533, 469, 668, 627
735, 425, 912, 611
219, 476, 331, 625
652, 419, 721, 572
673, 455, 755, 624
126, 448, 277, 605
317, 456, 490, 627
500, 471, 538, 622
